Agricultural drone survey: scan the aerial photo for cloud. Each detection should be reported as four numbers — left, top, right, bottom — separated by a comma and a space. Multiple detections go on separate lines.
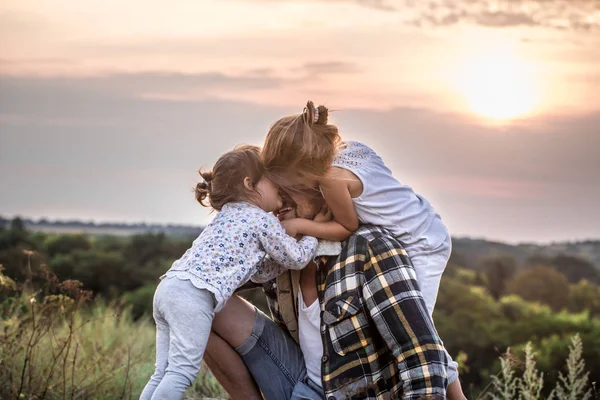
299, 61, 361, 75
0, 71, 284, 98
0, 64, 364, 106
352, 0, 396, 11
0, 63, 361, 93
256, 0, 600, 30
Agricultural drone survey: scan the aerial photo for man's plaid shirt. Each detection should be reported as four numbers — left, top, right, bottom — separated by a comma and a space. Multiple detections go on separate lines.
263, 225, 448, 400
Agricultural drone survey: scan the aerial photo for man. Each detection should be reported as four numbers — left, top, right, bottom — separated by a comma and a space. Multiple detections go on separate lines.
204, 189, 450, 399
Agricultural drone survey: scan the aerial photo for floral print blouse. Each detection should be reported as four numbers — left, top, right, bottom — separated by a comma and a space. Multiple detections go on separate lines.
163, 201, 318, 312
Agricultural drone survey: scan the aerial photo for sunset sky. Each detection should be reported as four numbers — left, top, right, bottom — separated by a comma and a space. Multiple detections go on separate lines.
1, 0, 599, 243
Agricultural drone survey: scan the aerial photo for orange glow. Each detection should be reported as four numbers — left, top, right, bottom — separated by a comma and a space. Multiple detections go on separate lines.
455, 47, 539, 120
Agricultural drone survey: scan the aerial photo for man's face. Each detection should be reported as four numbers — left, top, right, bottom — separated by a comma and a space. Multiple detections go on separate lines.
277, 188, 323, 221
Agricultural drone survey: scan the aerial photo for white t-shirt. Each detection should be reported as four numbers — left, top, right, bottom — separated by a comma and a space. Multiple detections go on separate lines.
331, 141, 449, 250
298, 288, 323, 387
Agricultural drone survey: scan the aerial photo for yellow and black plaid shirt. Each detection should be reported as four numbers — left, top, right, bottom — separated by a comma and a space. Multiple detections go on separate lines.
263, 225, 448, 400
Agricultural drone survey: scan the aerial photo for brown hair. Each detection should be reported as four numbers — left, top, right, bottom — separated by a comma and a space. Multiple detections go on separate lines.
195, 144, 265, 211
261, 101, 341, 190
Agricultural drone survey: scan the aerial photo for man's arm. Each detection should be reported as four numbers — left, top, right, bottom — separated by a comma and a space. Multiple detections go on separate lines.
361, 237, 448, 399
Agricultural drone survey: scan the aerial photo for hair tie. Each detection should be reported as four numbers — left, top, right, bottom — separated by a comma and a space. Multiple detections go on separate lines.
313, 107, 320, 124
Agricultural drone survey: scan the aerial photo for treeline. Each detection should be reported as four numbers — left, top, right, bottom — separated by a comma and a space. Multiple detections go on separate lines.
0, 217, 189, 309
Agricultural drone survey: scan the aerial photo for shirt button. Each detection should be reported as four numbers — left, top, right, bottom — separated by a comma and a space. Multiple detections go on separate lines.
328, 397, 336, 400
321, 355, 329, 363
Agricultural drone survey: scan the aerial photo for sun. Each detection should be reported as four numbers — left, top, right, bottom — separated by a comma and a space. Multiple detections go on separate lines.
456, 48, 538, 121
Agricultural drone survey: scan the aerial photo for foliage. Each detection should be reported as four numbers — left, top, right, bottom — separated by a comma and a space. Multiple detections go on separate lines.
480, 254, 517, 300
0, 268, 226, 400
568, 280, 600, 317
0, 220, 190, 298
484, 335, 595, 400
123, 283, 156, 320
506, 265, 570, 311
434, 275, 600, 396
45, 234, 91, 258
527, 255, 600, 285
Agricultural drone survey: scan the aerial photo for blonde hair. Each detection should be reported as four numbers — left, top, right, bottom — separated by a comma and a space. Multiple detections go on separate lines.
261, 101, 340, 190
195, 144, 265, 211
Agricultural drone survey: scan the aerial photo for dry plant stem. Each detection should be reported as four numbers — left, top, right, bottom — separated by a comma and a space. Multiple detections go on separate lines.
70, 342, 79, 399
62, 325, 73, 399
40, 334, 71, 400
120, 345, 132, 400
17, 299, 37, 399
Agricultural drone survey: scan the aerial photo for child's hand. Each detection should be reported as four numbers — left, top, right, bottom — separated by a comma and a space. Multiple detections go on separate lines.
314, 206, 333, 223
281, 219, 300, 238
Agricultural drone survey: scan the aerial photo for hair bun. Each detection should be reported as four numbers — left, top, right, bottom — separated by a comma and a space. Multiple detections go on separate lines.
303, 101, 328, 126
195, 170, 213, 206
200, 170, 213, 184
315, 104, 328, 125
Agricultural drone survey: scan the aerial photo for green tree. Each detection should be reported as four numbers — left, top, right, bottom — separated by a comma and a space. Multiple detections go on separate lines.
481, 255, 518, 299
552, 255, 600, 285
69, 250, 133, 295
49, 253, 77, 279
568, 280, 600, 317
506, 265, 570, 311
526, 254, 600, 284
0, 217, 30, 250
45, 234, 91, 258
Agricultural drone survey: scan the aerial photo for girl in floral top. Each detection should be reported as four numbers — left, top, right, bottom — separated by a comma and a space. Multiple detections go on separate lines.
140, 145, 318, 400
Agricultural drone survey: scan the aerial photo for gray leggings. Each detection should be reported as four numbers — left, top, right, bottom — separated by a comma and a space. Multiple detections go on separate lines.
139, 277, 215, 400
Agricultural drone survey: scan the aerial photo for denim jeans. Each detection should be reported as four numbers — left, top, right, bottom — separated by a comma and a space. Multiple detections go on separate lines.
236, 308, 324, 400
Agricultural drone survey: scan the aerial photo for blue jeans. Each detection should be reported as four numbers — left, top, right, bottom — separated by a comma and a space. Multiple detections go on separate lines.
235, 308, 324, 400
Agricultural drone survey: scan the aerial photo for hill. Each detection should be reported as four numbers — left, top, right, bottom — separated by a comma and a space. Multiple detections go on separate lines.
0, 216, 203, 238
452, 237, 600, 271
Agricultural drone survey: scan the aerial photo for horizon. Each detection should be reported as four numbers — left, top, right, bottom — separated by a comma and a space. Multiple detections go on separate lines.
1, 0, 599, 244
3, 213, 600, 246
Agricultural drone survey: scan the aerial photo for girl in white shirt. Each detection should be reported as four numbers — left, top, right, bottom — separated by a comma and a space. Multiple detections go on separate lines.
261, 102, 466, 400
140, 145, 318, 400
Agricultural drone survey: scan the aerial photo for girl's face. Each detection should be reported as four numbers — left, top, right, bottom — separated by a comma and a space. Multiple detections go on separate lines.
253, 177, 283, 213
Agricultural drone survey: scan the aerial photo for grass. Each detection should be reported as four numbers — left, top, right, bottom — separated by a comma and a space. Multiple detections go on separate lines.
0, 266, 227, 400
